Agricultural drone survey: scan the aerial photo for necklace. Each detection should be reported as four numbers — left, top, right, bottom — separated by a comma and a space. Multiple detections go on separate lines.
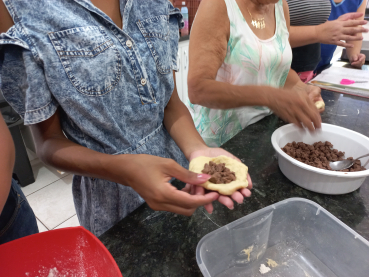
246, 6, 265, 29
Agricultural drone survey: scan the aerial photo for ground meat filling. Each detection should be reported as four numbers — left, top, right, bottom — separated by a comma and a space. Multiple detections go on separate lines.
202, 161, 237, 184
282, 141, 366, 172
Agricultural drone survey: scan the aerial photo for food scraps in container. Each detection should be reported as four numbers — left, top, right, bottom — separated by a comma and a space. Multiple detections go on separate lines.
259, 264, 271, 274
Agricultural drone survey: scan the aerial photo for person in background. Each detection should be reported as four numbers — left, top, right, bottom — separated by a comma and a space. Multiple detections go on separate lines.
0, 0, 252, 237
0, 113, 38, 245
317, 0, 368, 71
288, 0, 367, 82
188, 0, 323, 148
288, 0, 331, 82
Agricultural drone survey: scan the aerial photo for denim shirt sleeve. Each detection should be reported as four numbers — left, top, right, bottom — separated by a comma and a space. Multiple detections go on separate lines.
169, 6, 183, 72
0, 26, 58, 125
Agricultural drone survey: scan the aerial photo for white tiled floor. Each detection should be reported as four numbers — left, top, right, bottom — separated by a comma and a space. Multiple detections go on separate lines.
36, 219, 48, 233
22, 159, 64, 197
55, 215, 80, 230
24, 149, 80, 232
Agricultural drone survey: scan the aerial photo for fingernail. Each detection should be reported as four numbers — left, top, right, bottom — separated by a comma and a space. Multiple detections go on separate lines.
197, 174, 211, 181
229, 206, 234, 210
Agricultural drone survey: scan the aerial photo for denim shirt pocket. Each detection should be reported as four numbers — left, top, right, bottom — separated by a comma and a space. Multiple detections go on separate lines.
48, 26, 122, 96
137, 15, 171, 75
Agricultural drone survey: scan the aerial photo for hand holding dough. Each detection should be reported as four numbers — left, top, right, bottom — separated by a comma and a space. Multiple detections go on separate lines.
189, 155, 248, 195
315, 100, 325, 110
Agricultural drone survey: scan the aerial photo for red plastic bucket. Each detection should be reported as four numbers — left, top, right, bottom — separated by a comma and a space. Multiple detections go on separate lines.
0, 226, 122, 277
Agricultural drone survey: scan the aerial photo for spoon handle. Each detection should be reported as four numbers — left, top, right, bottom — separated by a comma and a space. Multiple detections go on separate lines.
355, 153, 369, 160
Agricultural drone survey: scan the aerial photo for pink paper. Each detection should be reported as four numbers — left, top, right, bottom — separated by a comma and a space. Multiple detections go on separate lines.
340, 79, 355, 85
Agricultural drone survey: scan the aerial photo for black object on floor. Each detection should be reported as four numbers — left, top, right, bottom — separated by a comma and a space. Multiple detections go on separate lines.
0, 95, 35, 187
9, 125, 35, 187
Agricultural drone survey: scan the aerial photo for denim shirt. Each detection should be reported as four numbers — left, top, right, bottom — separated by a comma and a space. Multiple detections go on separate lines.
0, 0, 187, 236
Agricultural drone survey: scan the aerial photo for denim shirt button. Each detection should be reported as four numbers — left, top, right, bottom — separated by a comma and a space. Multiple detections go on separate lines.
141, 78, 147, 86
126, 40, 133, 48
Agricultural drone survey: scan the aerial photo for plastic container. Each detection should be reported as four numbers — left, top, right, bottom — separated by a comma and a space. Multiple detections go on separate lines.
181, 2, 189, 36
196, 198, 369, 277
0, 226, 122, 277
271, 123, 369, 194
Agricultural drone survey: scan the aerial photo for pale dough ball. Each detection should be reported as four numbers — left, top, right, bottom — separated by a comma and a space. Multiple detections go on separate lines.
189, 155, 248, 195
315, 100, 325, 110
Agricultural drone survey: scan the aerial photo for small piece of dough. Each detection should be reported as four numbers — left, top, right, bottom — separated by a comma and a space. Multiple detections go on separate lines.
259, 264, 271, 274
315, 100, 325, 110
242, 245, 254, 261
189, 155, 248, 195
267, 258, 278, 268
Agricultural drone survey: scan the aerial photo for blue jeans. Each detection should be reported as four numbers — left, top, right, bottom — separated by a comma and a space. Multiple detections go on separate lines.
0, 179, 38, 245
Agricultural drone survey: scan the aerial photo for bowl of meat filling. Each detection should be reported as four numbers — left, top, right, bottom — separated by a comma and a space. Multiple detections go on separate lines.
271, 123, 369, 194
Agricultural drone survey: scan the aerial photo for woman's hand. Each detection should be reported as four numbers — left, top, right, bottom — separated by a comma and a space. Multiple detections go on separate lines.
304, 84, 325, 113
293, 83, 325, 114
183, 147, 252, 214
349, 53, 366, 68
315, 13, 368, 48
109, 154, 220, 216
267, 86, 322, 132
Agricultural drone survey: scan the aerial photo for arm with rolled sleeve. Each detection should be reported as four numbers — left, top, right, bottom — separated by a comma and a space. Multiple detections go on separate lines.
1, 44, 59, 125
0, 9, 220, 217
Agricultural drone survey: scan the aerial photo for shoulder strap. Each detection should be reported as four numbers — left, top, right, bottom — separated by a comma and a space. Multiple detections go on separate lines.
223, 0, 240, 26
275, 0, 286, 24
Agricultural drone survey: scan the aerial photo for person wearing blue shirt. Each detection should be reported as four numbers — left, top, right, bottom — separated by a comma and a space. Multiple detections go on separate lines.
317, 0, 368, 71
0, 0, 252, 237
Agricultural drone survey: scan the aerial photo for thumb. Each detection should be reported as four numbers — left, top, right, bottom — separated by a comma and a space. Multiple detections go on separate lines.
350, 54, 359, 62
307, 85, 320, 97
166, 161, 211, 185
308, 89, 322, 103
338, 12, 363, 21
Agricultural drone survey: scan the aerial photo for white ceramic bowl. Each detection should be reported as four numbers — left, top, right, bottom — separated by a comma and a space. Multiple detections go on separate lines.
271, 123, 369, 194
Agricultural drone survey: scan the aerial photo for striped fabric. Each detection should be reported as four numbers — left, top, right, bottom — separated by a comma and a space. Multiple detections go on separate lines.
287, 0, 331, 26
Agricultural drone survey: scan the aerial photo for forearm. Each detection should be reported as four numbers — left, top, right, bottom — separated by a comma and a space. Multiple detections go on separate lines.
164, 85, 208, 159
283, 69, 303, 90
289, 26, 320, 48
188, 77, 278, 110
346, 0, 366, 60
35, 135, 132, 185
346, 40, 363, 59
0, 115, 15, 213
283, 69, 323, 105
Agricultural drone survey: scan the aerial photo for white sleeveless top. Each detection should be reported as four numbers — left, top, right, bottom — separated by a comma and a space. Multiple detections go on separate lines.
189, 0, 292, 147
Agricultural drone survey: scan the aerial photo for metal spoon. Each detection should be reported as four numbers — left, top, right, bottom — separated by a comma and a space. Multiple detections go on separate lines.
329, 153, 369, 171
